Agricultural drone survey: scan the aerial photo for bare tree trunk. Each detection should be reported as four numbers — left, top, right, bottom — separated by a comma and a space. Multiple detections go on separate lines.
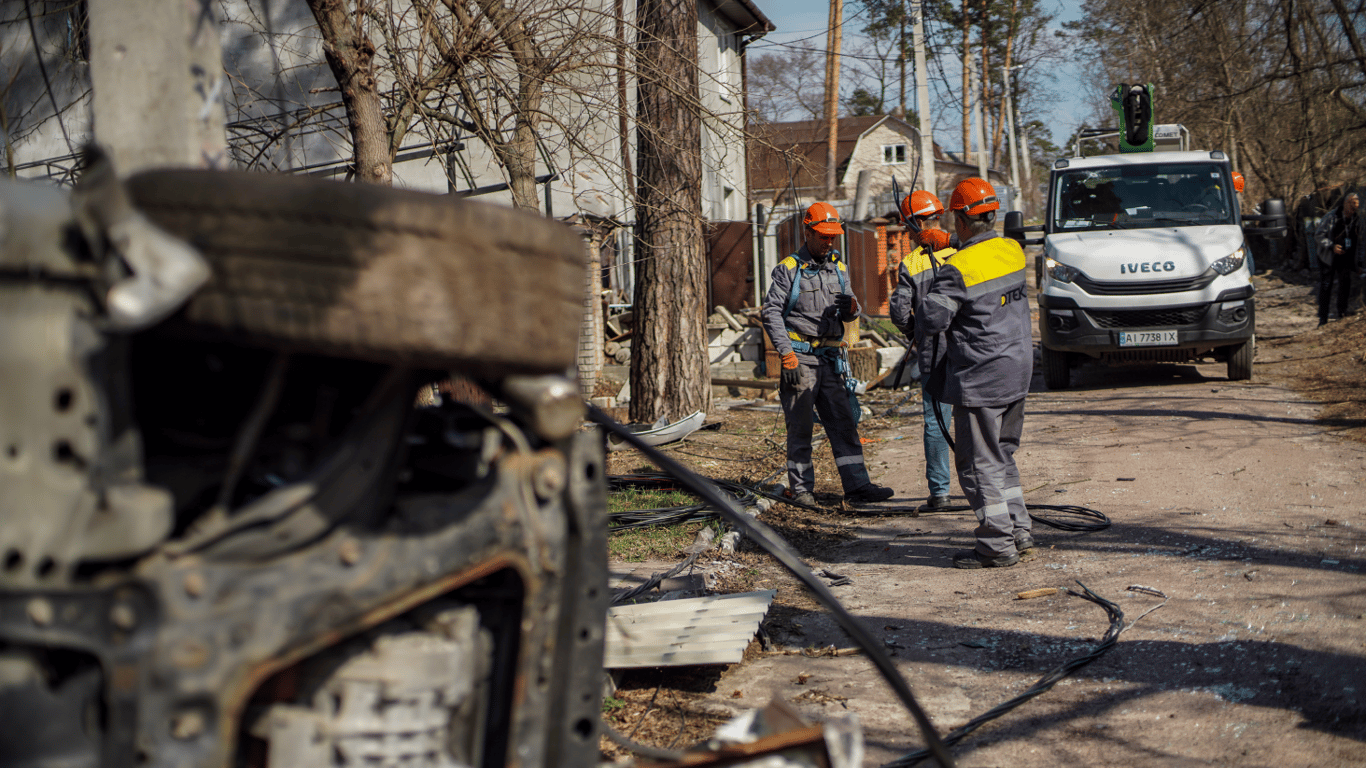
616, 0, 635, 195
472, 0, 546, 211
961, 0, 970, 155
898, 0, 907, 118
631, 0, 709, 423
306, 0, 392, 186
993, 0, 1019, 170
979, 1, 995, 167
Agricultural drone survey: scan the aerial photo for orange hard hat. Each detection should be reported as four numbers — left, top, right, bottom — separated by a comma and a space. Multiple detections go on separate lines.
1231, 170, 1245, 194
901, 190, 944, 220
803, 201, 844, 235
949, 177, 999, 216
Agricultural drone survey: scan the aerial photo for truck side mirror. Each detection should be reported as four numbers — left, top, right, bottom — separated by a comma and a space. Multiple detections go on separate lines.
1004, 211, 1025, 239
1004, 210, 1045, 246
1242, 198, 1287, 238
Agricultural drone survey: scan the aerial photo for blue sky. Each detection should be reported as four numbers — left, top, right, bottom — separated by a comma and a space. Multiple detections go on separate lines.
746, 0, 1089, 150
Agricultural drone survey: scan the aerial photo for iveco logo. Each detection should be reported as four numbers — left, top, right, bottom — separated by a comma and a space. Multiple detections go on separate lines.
1120, 261, 1176, 274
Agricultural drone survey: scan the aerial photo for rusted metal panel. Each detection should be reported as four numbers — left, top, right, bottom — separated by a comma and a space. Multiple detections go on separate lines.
707, 221, 755, 311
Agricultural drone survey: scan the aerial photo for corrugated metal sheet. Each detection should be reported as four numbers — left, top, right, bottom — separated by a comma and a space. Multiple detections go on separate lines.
604, 590, 776, 668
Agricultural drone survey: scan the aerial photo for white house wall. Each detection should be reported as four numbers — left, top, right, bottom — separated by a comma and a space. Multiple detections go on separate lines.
5, 0, 752, 238
845, 121, 925, 198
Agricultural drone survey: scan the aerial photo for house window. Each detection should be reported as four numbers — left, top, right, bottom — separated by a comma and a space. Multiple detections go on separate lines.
716, 34, 734, 103
882, 144, 908, 165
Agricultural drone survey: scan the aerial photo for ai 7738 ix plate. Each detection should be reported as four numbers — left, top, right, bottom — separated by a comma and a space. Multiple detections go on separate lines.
1118, 330, 1179, 347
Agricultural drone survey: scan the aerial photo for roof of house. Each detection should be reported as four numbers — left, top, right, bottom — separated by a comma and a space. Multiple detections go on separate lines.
710, 0, 775, 36
749, 114, 927, 194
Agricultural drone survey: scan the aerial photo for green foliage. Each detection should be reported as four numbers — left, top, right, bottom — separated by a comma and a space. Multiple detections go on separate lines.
607, 487, 696, 518
606, 518, 724, 562
846, 88, 886, 117
602, 695, 625, 713
607, 482, 728, 562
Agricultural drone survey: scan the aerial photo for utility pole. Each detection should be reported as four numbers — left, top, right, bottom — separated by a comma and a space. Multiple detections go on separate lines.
1003, 68, 1021, 207
88, 0, 226, 174
911, 0, 935, 193
824, 0, 843, 200
969, 56, 987, 177
898, 0, 907, 118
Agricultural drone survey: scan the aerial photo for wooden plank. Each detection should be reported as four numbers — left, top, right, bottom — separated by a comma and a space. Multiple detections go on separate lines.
711, 377, 778, 390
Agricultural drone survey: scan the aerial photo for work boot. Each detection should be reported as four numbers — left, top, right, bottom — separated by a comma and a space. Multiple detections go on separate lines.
785, 490, 818, 508
1015, 532, 1036, 561
952, 549, 1020, 569
922, 494, 951, 511
844, 483, 895, 504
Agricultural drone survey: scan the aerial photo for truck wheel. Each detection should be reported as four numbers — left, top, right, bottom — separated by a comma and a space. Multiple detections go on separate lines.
1226, 336, 1254, 381
1042, 346, 1070, 390
125, 170, 585, 376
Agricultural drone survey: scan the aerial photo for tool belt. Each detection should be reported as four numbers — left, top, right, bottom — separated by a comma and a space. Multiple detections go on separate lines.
787, 330, 846, 353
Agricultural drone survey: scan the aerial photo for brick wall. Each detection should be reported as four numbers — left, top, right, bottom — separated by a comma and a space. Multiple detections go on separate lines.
576, 227, 604, 399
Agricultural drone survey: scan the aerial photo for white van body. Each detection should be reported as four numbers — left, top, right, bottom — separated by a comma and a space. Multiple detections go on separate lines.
1032, 150, 1255, 388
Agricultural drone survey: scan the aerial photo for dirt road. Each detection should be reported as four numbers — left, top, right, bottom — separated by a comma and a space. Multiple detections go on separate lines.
682, 272, 1366, 767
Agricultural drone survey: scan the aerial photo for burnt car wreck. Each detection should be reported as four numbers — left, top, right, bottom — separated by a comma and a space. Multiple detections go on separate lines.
0, 157, 607, 768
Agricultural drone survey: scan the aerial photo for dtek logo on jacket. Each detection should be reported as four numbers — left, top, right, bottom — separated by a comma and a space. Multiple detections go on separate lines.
1000, 285, 1027, 305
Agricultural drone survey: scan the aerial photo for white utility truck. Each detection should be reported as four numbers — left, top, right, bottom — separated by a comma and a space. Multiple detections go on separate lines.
1007, 139, 1286, 389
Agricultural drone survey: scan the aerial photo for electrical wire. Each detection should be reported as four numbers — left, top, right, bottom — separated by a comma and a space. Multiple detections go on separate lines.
863, 498, 1111, 534
606, 472, 761, 530
589, 405, 959, 768
881, 581, 1128, 768
23, 0, 76, 157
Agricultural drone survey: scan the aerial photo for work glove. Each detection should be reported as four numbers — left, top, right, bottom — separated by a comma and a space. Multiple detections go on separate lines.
918, 228, 951, 253
780, 351, 801, 390
834, 293, 859, 321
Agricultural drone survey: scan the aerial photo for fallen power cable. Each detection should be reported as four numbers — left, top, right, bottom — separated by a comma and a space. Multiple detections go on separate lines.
606, 473, 761, 530
589, 406, 960, 768
881, 580, 1162, 768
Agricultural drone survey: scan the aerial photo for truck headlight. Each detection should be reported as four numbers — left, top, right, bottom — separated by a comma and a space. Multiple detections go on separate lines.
1045, 258, 1078, 283
1211, 248, 1246, 275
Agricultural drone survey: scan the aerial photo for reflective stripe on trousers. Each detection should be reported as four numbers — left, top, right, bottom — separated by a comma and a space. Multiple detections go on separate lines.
953, 398, 1029, 557
779, 354, 871, 495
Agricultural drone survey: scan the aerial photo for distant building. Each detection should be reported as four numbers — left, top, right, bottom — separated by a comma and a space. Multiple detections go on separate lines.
749, 113, 1008, 222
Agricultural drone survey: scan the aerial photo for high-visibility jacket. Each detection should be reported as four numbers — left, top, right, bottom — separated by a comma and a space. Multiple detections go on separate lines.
920, 232, 1032, 407
760, 245, 854, 360
890, 243, 956, 378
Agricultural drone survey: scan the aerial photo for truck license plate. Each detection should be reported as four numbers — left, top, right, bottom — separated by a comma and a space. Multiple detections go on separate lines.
1119, 330, 1178, 347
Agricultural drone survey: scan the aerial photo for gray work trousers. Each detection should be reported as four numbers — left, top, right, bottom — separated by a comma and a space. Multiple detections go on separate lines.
953, 398, 1030, 557
780, 354, 872, 495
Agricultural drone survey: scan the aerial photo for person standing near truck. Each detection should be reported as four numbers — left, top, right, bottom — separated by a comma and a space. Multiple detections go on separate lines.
920, 178, 1034, 568
760, 202, 895, 508
1315, 191, 1363, 326
889, 190, 957, 512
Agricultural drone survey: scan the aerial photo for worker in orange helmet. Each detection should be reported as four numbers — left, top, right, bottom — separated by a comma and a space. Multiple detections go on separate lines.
759, 201, 895, 508
920, 178, 1034, 569
889, 190, 957, 512
1231, 170, 1245, 195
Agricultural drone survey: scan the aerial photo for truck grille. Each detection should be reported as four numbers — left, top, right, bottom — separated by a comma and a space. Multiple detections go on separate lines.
1100, 348, 1198, 363
1089, 307, 1205, 328
1074, 273, 1216, 295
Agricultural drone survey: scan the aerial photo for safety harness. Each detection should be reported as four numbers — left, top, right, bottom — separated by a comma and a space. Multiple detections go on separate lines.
780, 253, 861, 423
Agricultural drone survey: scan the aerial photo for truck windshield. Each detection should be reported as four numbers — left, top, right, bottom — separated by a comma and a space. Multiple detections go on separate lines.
1052, 163, 1236, 232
